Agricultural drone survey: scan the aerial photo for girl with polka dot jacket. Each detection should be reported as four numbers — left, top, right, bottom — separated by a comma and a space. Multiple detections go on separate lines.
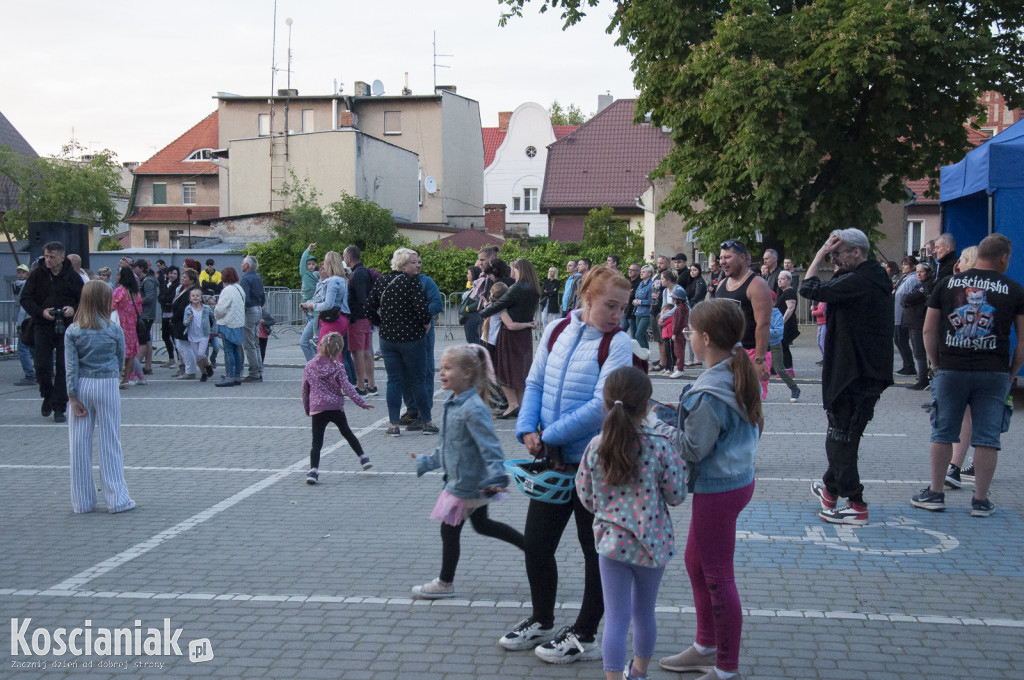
576, 366, 686, 680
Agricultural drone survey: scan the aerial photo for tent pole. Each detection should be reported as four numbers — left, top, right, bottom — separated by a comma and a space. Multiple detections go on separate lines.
987, 194, 994, 235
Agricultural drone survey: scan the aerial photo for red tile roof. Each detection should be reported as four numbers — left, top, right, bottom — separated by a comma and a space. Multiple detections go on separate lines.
906, 126, 992, 205
134, 112, 219, 175
433, 229, 505, 251
482, 124, 579, 169
550, 216, 585, 243
125, 206, 220, 223
541, 100, 673, 210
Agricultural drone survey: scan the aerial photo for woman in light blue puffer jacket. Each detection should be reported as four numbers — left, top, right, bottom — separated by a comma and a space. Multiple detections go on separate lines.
498, 266, 634, 664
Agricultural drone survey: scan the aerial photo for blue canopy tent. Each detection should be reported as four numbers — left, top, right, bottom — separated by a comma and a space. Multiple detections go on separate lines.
940, 118, 1024, 284
940, 119, 1024, 375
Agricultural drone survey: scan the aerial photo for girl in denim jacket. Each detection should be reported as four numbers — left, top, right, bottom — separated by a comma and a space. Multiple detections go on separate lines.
65, 281, 135, 514
410, 344, 524, 599
576, 366, 686, 680
650, 299, 763, 680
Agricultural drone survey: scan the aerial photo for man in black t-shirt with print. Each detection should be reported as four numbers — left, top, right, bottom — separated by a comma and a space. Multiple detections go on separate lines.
910, 233, 1024, 518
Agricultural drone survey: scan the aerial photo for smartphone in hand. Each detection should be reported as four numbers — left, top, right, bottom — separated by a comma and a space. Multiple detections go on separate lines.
649, 399, 677, 423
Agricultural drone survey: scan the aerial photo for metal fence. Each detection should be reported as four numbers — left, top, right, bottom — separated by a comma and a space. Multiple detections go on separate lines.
0, 300, 19, 357
265, 289, 305, 332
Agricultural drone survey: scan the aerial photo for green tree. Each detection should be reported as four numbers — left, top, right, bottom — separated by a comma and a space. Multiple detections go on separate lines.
329, 192, 398, 251
0, 141, 125, 239
96, 235, 123, 251
500, 0, 1024, 262
582, 205, 644, 262
549, 100, 588, 126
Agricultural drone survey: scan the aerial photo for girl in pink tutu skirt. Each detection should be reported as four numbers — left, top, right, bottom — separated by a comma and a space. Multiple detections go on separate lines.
410, 344, 524, 599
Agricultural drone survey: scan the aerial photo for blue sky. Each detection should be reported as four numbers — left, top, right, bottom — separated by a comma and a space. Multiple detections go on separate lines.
1, 0, 637, 163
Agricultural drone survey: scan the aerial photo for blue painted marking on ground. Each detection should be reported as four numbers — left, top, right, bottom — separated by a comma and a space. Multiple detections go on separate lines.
731, 502, 1022, 577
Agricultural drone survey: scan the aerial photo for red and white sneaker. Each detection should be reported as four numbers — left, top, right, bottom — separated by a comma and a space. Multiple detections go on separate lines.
811, 481, 837, 511
818, 502, 868, 526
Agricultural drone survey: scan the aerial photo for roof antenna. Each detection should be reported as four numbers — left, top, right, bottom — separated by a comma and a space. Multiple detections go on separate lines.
432, 31, 452, 92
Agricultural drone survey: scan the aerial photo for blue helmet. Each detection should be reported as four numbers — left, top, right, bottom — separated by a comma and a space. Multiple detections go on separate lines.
504, 459, 575, 504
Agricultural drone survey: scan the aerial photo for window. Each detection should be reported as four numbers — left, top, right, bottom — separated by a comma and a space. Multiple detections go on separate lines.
144, 230, 159, 248
525, 145, 537, 158
168, 230, 183, 249
302, 109, 314, 133
184, 148, 214, 161
513, 196, 521, 211
384, 111, 401, 134
182, 183, 197, 205
523, 188, 538, 212
152, 183, 167, 205
258, 113, 270, 136
906, 220, 925, 256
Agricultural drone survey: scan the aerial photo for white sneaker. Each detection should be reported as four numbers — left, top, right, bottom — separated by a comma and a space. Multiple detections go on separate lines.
670, 369, 686, 379
498, 617, 554, 651
534, 626, 601, 664
411, 577, 454, 599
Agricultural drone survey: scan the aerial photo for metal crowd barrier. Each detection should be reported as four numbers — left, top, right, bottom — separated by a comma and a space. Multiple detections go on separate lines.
265, 289, 305, 332
0, 300, 19, 358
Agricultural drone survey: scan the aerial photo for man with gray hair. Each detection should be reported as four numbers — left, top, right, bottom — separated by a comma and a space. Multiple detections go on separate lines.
800, 228, 894, 525
239, 255, 266, 382
932, 232, 958, 280
762, 248, 781, 294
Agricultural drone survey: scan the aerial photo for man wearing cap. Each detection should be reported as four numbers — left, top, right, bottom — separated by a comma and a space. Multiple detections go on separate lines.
200, 259, 222, 296
11, 264, 37, 386
19, 241, 84, 422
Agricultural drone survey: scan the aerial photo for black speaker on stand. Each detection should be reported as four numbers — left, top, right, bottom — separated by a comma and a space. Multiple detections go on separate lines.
28, 221, 91, 269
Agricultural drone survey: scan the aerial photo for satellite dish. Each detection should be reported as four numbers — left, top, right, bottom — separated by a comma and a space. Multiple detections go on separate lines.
371, 79, 385, 96
424, 176, 438, 194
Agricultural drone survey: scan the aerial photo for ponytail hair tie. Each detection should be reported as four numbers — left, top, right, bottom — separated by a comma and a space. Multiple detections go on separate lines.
613, 400, 623, 406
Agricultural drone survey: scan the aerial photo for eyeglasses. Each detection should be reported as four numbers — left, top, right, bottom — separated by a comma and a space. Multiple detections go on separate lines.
829, 248, 854, 260
720, 240, 747, 254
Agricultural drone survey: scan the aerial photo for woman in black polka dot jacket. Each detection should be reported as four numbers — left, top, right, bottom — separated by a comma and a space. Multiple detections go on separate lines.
367, 248, 437, 435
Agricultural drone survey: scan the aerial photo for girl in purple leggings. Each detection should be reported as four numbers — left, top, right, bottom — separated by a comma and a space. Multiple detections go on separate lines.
576, 366, 686, 680
650, 299, 762, 680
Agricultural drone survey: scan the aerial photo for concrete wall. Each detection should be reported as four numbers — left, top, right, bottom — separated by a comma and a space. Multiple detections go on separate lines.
353, 135, 420, 223
440, 91, 485, 226
641, 178, 691, 261
225, 136, 275, 215
484, 103, 553, 237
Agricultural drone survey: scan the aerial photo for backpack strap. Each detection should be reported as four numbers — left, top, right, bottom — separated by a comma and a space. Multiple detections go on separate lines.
546, 317, 573, 353
597, 327, 624, 368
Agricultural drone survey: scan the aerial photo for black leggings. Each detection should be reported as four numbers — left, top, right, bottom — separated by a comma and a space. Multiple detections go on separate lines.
310, 410, 364, 469
439, 505, 524, 583
161, 317, 175, 359
523, 489, 603, 637
781, 339, 794, 369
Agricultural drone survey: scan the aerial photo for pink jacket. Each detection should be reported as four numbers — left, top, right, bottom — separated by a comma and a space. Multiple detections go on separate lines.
811, 301, 827, 325
301, 356, 366, 415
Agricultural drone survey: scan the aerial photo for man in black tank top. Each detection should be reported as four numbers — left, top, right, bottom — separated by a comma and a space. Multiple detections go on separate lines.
712, 241, 773, 389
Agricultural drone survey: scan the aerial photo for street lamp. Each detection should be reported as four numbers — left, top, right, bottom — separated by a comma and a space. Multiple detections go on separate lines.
186, 207, 192, 249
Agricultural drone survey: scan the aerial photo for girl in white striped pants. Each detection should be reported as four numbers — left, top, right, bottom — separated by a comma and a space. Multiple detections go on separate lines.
65, 281, 136, 514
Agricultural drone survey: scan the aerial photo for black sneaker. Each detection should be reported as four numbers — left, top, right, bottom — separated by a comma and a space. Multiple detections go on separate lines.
944, 464, 962, 489
306, 468, 318, 485
366, 385, 378, 395
896, 366, 916, 376
960, 463, 975, 482
790, 387, 801, 403
356, 387, 368, 396
911, 487, 945, 511
406, 419, 424, 432
908, 379, 930, 391
421, 423, 439, 435
53, 412, 67, 424
534, 626, 601, 664
970, 497, 995, 517
399, 411, 419, 425
41, 401, 52, 418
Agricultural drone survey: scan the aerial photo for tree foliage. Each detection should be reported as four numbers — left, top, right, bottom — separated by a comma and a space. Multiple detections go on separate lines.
96, 235, 123, 251
549, 100, 589, 126
0, 141, 125, 239
499, 0, 1024, 262
582, 205, 644, 262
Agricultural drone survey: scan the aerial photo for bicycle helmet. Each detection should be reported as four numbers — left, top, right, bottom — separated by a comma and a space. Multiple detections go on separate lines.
504, 459, 575, 504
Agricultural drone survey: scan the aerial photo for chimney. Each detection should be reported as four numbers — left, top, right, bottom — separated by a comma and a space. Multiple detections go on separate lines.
402, 72, 412, 96
353, 81, 371, 96
435, 84, 457, 95
498, 112, 512, 131
338, 110, 357, 128
484, 204, 506, 236
597, 92, 613, 113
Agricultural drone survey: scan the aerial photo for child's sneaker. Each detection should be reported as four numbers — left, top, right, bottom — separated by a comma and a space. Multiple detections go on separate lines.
944, 464, 962, 489
910, 487, 945, 511
498, 617, 554, 651
534, 626, 601, 664
410, 577, 454, 599
360, 456, 373, 471
305, 468, 318, 485
970, 497, 995, 517
790, 386, 801, 402
818, 502, 868, 525
811, 481, 837, 511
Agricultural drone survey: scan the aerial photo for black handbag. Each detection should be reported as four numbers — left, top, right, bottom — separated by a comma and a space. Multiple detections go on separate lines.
318, 306, 342, 323
20, 318, 34, 349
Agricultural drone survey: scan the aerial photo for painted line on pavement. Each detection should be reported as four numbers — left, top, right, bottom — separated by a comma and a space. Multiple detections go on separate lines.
0, 588, 1019, 629
45, 414, 393, 592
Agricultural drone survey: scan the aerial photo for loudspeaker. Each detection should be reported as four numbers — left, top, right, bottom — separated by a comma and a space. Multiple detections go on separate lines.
28, 222, 91, 269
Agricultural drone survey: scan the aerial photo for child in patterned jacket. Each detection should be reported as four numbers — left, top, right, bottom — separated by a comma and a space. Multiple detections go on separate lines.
576, 366, 687, 680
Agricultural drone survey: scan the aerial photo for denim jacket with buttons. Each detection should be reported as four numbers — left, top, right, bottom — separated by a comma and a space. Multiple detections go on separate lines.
415, 390, 508, 499
64, 320, 125, 399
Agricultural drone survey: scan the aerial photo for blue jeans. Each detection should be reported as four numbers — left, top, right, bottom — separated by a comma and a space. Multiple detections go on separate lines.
622, 315, 637, 337
17, 337, 36, 379
381, 336, 432, 424
208, 334, 222, 364
300, 312, 319, 362
403, 326, 435, 414
222, 338, 243, 380
634, 315, 651, 350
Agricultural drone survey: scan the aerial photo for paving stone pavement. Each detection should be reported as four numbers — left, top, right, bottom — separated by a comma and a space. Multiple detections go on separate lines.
2, 325, 1022, 679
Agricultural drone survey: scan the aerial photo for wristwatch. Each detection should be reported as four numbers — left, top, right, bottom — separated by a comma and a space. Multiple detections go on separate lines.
754, 356, 766, 365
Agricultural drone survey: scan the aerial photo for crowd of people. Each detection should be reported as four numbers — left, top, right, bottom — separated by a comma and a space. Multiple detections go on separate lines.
9, 226, 1021, 680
